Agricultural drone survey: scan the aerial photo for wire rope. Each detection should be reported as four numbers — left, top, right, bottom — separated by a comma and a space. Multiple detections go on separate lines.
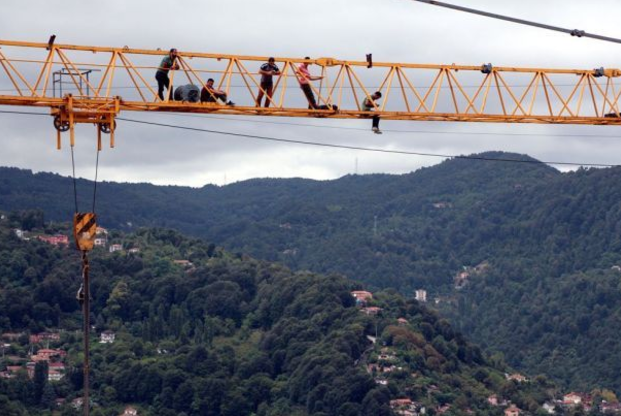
409, 0, 621, 44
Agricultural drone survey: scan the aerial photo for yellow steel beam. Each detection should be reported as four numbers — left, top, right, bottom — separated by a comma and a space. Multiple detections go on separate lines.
2, 38, 616, 75
2, 95, 620, 125
1, 38, 621, 130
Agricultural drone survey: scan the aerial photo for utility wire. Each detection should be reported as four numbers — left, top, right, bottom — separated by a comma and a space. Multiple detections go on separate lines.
2, 108, 621, 140
92, 146, 100, 213
0, 109, 48, 117
410, 0, 621, 44
70, 146, 79, 213
116, 116, 620, 168
0, 110, 621, 168
167, 112, 621, 139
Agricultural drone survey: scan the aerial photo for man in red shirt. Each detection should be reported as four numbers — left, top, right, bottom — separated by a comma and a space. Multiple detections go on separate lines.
296, 57, 324, 109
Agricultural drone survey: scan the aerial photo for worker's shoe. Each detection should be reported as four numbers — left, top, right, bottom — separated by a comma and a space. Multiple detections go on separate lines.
227, 101, 236, 106
372, 127, 383, 134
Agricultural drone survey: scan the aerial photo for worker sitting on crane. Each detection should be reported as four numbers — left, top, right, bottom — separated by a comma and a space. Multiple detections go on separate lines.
256, 57, 280, 108
296, 57, 324, 109
362, 91, 383, 134
201, 79, 235, 106
155, 48, 179, 101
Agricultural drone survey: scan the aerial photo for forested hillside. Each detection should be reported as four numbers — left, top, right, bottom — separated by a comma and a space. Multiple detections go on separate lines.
3, 152, 621, 392
0, 213, 553, 416
0, 152, 560, 292
442, 266, 621, 394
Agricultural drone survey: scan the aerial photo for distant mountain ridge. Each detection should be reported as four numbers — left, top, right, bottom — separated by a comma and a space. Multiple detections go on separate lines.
5, 152, 621, 391
0, 152, 562, 292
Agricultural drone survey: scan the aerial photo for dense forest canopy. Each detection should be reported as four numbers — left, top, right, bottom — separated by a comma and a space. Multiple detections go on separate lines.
0, 214, 553, 415
2, 151, 621, 393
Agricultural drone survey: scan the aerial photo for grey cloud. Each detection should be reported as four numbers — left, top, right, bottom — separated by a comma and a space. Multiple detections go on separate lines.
1, 0, 620, 186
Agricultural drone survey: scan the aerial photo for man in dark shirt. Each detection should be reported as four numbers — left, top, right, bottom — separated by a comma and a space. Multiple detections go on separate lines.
256, 57, 280, 108
201, 78, 235, 106
362, 91, 383, 134
155, 48, 179, 101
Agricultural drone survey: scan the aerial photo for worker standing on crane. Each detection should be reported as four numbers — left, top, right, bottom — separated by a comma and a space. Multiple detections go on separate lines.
362, 91, 383, 134
296, 57, 324, 109
155, 48, 179, 101
256, 57, 280, 108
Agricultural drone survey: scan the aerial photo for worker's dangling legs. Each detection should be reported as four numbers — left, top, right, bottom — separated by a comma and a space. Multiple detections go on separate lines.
372, 115, 382, 134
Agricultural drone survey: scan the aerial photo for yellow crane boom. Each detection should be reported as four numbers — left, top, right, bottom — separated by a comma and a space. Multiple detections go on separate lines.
1, 38, 621, 148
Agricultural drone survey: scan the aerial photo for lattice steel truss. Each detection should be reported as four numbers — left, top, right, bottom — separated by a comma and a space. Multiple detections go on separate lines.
1, 38, 621, 148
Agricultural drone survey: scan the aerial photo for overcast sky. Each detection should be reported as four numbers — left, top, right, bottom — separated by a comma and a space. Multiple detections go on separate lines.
2, 0, 621, 186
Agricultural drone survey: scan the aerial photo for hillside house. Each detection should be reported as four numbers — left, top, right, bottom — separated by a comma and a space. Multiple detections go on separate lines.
1, 332, 24, 341
30, 332, 60, 344
378, 353, 397, 361
94, 237, 107, 247
505, 405, 521, 416
382, 365, 397, 373
563, 393, 582, 406
415, 289, 427, 302
121, 406, 138, 416
397, 317, 408, 325
26, 362, 35, 378
38, 234, 69, 246
454, 271, 470, 288
72, 398, 84, 410
128, 248, 140, 254
474, 261, 490, 273
488, 395, 499, 406
362, 306, 382, 315
5, 366, 22, 377
48, 362, 65, 373
351, 290, 373, 306
366, 363, 379, 374
96, 227, 108, 236
109, 244, 123, 253
390, 398, 413, 408
4, 355, 25, 364
600, 401, 621, 413
437, 404, 451, 414
48, 370, 64, 381
100, 330, 115, 344
173, 260, 194, 268
33, 349, 65, 361
506, 373, 528, 383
